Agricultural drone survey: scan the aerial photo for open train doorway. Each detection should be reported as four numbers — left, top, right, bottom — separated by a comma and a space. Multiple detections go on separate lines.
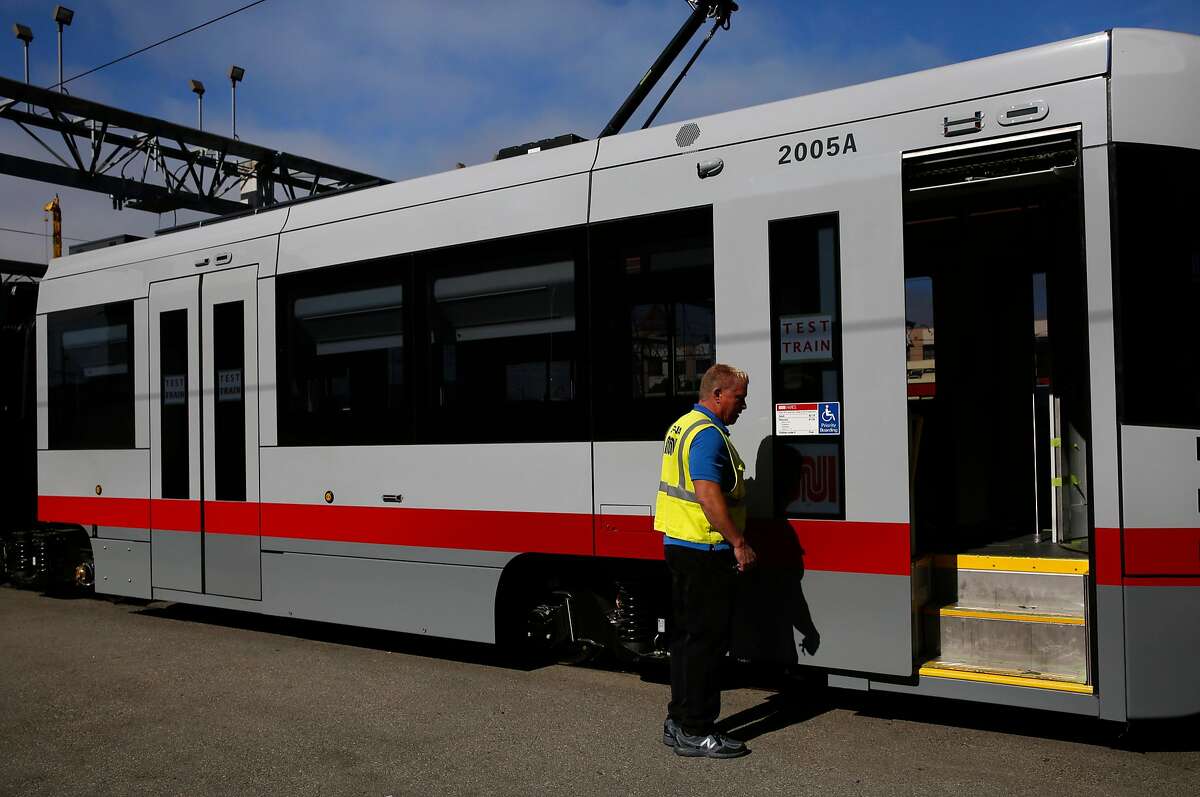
901, 127, 1094, 688
902, 128, 1092, 558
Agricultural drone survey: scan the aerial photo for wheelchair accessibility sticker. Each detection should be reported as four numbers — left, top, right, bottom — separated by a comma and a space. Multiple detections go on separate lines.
818, 402, 840, 435
775, 401, 841, 436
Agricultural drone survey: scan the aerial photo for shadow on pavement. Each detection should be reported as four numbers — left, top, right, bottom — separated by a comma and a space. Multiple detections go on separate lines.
839, 689, 1199, 754
127, 595, 1197, 755
718, 688, 836, 742
133, 600, 540, 672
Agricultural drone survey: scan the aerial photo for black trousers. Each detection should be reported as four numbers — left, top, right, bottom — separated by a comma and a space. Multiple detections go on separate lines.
665, 544, 736, 737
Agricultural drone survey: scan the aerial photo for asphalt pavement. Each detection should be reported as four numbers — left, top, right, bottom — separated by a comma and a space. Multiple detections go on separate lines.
1, 586, 1197, 796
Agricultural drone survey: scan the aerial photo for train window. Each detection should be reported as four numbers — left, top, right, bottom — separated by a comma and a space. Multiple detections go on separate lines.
905, 277, 936, 400
420, 229, 586, 443
769, 214, 845, 519
1114, 143, 1200, 429
160, 309, 189, 499
46, 300, 135, 450
276, 257, 410, 446
590, 207, 715, 441
213, 301, 246, 501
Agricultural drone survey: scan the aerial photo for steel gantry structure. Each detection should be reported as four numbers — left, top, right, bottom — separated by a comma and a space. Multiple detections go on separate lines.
0, 75, 388, 217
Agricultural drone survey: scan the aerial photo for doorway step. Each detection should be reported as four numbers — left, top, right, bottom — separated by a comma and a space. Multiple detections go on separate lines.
919, 554, 1091, 693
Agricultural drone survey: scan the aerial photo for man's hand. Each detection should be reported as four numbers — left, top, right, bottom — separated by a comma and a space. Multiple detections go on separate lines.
694, 479, 755, 571
734, 542, 757, 573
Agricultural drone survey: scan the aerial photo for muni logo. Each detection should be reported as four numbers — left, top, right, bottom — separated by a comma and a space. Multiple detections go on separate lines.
800, 455, 838, 503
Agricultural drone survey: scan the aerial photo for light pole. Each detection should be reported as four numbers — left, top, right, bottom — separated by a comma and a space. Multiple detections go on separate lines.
190, 79, 206, 187
190, 79, 206, 130
53, 6, 73, 94
12, 23, 32, 112
228, 65, 244, 140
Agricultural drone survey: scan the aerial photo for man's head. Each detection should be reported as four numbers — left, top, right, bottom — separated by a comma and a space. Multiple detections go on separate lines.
698, 364, 749, 425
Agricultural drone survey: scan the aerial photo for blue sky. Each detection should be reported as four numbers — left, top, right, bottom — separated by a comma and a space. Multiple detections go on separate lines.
2, 0, 1198, 263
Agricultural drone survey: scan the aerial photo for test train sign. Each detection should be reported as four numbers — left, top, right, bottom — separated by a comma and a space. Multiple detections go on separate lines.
779, 314, 833, 361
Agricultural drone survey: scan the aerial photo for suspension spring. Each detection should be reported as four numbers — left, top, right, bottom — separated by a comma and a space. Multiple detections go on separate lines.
611, 581, 657, 648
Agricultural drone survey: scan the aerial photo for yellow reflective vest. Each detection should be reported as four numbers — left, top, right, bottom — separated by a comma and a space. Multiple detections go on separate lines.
653, 407, 747, 546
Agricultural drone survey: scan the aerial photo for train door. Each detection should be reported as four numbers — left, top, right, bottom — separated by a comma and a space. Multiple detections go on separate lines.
903, 128, 1092, 555
746, 158, 916, 677
149, 264, 260, 599
902, 127, 1094, 689
149, 276, 200, 591
589, 124, 914, 675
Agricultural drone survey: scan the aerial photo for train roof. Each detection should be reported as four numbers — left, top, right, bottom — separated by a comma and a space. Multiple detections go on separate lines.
40, 27, 1196, 281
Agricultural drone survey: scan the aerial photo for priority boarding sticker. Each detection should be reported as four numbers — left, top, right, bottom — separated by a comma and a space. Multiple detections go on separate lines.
775, 402, 841, 436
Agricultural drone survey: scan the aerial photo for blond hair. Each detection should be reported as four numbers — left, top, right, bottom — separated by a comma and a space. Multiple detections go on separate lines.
699, 363, 748, 398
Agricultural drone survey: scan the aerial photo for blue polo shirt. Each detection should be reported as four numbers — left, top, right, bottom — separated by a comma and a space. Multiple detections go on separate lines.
687, 404, 735, 492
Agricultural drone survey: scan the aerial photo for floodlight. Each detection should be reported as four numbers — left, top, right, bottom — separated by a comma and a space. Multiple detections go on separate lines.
13, 23, 32, 96
52, 7, 72, 94
228, 66, 245, 139
190, 79, 206, 131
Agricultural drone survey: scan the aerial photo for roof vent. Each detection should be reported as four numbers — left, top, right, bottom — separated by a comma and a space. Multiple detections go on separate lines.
676, 122, 701, 148
68, 234, 144, 255
495, 133, 586, 160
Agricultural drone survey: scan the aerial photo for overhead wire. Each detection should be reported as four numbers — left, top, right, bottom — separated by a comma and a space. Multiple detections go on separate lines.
0, 225, 85, 242
54, 0, 272, 90
2, 1, 271, 250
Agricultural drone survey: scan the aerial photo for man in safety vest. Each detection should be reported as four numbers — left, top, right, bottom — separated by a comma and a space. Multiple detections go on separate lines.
655, 363, 756, 758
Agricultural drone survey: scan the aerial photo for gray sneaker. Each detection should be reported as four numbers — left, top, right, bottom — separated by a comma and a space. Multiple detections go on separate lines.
673, 731, 749, 759
662, 717, 680, 746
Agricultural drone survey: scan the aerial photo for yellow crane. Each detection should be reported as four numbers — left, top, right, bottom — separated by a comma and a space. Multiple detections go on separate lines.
43, 195, 62, 259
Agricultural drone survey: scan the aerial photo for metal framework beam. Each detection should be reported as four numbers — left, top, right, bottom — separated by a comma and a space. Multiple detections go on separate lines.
0, 76, 389, 215
0, 258, 47, 279
0, 152, 245, 215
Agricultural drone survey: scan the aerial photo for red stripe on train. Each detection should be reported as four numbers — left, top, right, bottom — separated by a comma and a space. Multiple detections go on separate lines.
1094, 526, 1200, 586
595, 514, 659, 560
38, 495, 149, 528
39, 494, 907, 576
1123, 576, 1200, 587
259, 502, 593, 556
1095, 526, 1122, 586
150, 499, 201, 532
46, 497, 254, 536
593, 513, 910, 576
1123, 527, 1200, 577
142, 500, 260, 535
207, 501, 260, 535
787, 519, 910, 576
38, 495, 1200, 584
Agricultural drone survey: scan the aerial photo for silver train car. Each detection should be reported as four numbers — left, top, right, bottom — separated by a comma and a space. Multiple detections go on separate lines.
35, 28, 1199, 720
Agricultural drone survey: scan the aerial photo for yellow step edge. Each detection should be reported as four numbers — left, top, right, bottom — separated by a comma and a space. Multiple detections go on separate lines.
919, 665, 1094, 694
932, 553, 1089, 575
926, 606, 1085, 625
